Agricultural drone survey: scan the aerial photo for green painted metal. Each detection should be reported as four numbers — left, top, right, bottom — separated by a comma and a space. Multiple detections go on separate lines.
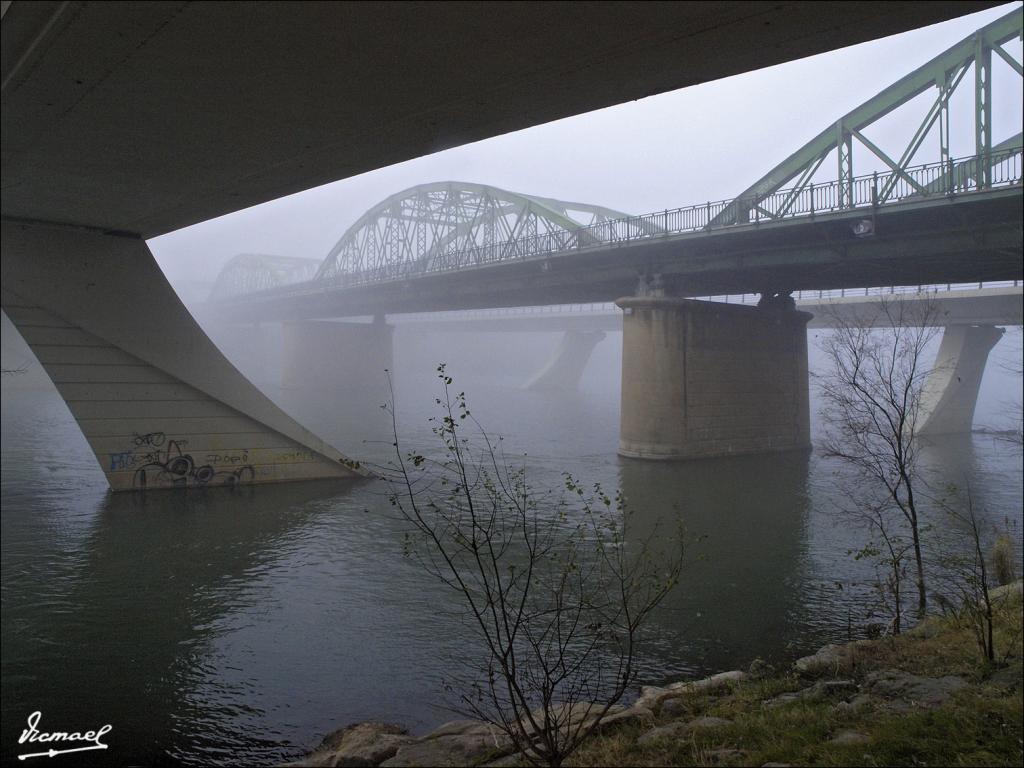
975, 36, 993, 188
314, 181, 636, 281
837, 124, 853, 208
914, 132, 1022, 197
711, 7, 1022, 225
216, 146, 1020, 303
939, 67, 953, 183
209, 253, 321, 299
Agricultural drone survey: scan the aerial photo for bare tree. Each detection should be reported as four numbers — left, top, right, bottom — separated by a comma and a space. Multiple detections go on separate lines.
816, 295, 944, 618
381, 365, 684, 767
932, 489, 1000, 663
850, 499, 914, 635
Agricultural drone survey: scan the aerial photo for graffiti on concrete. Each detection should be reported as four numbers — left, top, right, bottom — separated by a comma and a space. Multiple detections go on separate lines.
204, 452, 250, 466
107, 432, 334, 488
273, 449, 316, 463
132, 439, 255, 488
132, 431, 167, 448
108, 437, 255, 489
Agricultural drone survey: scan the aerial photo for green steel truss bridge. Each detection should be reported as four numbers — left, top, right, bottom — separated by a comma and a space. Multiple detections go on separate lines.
210, 253, 322, 299
217, 9, 1023, 319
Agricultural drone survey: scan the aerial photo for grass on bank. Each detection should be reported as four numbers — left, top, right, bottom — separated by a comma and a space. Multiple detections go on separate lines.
560, 586, 1023, 767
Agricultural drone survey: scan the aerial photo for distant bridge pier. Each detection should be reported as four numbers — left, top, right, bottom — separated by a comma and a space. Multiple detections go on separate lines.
206, 321, 284, 386
616, 296, 811, 460
918, 325, 1005, 435
524, 330, 606, 391
281, 317, 393, 395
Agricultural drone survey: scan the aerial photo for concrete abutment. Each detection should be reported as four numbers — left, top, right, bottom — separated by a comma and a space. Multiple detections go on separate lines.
524, 330, 606, 391
918, 324, 1006, 435
1, 221, 366, 491
616, 297, 811, 460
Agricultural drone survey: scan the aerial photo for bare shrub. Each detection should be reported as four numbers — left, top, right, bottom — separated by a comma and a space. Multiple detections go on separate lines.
816, 294, 945, 618
381, 365, 684, 767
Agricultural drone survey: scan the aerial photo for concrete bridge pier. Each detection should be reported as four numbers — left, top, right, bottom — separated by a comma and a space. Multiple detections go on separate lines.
281, 317, 394, 396
0, 221, 365, 490
524, 330, 606, 391
918, 324, 1005, 435
616, 296, 811, 460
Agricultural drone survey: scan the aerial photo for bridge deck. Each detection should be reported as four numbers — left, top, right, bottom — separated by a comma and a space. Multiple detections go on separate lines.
221, 187, 1022, 320
386, 284, 1023, 333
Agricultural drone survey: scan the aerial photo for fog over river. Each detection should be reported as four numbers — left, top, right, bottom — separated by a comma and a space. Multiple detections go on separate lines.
2, 323, 1021, 766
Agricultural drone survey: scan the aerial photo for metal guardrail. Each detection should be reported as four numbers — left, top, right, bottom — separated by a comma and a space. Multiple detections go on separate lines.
235, 148, 1023, 301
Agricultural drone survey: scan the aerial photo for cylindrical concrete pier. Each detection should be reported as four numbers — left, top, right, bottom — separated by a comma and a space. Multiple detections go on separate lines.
616, 297, 811, 460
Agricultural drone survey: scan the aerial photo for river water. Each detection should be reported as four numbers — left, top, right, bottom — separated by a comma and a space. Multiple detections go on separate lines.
2, 329, 1022, 766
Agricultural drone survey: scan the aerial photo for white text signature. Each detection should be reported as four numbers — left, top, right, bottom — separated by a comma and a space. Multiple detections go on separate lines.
18, 711, 112, 761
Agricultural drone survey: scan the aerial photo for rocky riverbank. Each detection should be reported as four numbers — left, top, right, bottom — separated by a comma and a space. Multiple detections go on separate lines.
292, 582, 1022, 767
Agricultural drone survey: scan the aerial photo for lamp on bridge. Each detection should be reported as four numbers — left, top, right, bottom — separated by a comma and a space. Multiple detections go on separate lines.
851, 219, 875, 238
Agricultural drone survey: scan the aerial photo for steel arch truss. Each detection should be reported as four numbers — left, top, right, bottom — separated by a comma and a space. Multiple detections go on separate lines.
712, 8, 1023, 226
210, 254, 322, 299
314, 182, 634, 282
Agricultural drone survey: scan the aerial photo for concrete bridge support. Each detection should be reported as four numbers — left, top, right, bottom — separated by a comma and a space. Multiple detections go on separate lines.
0, 221, 365, 490
918, 325, 1005, 435
280, 318, 393, 394
524, 330, 606, 391
204, 322, 285, 388
616, 297, 811, 460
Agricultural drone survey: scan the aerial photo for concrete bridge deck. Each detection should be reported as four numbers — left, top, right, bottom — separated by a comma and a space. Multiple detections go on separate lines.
388, 284, 1024, 333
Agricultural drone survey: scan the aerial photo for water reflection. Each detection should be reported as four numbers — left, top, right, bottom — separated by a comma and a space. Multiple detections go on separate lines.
1, 478, 360, 767
919, 433, 1000, 504
618, 449, 813, 681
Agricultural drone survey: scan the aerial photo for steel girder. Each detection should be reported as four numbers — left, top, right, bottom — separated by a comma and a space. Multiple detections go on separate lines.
314, 181, 634, 282
711, 7, 1022, 226
210, 253, 322, 299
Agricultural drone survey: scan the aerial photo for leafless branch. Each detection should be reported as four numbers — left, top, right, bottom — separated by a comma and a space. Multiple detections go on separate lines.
814, 294, 946, 619
380, 365, 684, 767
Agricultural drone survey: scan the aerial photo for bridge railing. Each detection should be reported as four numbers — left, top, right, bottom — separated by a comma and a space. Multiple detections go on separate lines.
585, 146, 1022, 236
234, 148, 1022, 300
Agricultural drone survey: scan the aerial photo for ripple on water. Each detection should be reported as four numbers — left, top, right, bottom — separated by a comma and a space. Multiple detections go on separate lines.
2, 383, 1021, 766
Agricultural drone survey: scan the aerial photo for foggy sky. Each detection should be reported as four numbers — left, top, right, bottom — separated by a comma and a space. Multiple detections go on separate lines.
150, 3, 1023, 293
